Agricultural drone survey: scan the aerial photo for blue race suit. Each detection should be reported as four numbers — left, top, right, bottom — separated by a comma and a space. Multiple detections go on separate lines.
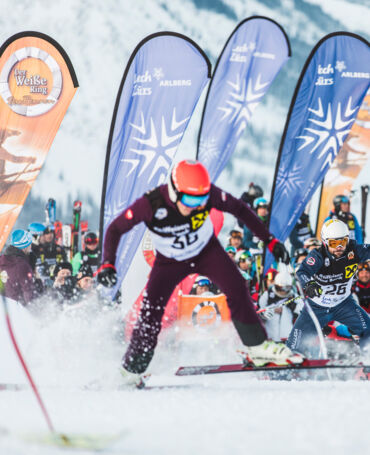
287, 240, 370, 356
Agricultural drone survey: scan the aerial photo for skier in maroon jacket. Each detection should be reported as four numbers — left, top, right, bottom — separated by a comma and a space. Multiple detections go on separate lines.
97, 160, 303, 386
0, 229, 36, 305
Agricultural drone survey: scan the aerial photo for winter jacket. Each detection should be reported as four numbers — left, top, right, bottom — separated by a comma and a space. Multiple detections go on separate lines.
0, 245, 36, 305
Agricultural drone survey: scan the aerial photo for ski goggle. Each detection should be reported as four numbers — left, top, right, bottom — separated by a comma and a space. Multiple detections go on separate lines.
85, 236, 98, 245
230, 232, 243, 239
180, 193, 209, 208
327, 237, 349, 249
275, 285, 292, 293
196, 278, 211, 287
358, 263, 370, 272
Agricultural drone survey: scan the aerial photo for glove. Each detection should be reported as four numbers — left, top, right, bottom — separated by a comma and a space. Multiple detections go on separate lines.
260, 307, 275, 320
303, 280, 322, 299
96, 263, 117, 288
267, 237, 289, 264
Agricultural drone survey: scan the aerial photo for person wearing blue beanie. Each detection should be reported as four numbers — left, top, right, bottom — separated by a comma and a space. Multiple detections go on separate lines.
0, 229, 36, 305
11, 229, 33, 250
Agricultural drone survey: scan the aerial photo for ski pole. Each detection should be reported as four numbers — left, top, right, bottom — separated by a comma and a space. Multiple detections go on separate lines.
256, 295, 301, 314
1, 296, 71, 444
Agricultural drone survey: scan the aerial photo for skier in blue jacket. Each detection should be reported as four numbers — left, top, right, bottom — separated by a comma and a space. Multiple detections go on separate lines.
287, 219, 370, 356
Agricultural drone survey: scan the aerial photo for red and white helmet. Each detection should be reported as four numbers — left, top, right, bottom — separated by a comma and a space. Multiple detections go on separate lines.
168, 160, 211, 207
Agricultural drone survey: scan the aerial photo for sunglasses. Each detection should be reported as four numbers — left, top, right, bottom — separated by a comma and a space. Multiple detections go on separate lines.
327, 237, 349, 248
196, 279, 210, 287
358, 263, 370, 272
180, 193, 209, 208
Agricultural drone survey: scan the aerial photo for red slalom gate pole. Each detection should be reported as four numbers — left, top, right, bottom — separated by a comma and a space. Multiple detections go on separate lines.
1, 296, 56, 434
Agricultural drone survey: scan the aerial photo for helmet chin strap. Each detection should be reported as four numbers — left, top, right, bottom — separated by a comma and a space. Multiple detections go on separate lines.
167, 178, 178, 203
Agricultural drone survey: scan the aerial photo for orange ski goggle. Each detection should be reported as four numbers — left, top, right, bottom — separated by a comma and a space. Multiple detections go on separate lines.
327, 237, 349, 249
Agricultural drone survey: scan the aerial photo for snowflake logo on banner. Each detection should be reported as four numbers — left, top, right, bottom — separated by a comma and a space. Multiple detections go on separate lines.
122, 108, 189, 184
153, 67, 164, 80
104, 197, 129, 227
296, 97, 357, 170
198, 137, 219, 167
275, 162, 305, 198
217, 73, 270, 136
335, 61, 346, 72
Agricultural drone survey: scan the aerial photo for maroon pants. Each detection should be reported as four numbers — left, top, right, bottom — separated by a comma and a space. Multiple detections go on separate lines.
123, 236, 266, 373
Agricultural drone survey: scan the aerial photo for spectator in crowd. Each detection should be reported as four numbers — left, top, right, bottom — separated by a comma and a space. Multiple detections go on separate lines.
263, 267, 278, 291
240, 183, 264, 208
72, 232, 100, 276
75, 264, 96, 298
303, 237, 322, 252
258, 271, 302, 342
289, 210, 313, 256
325, 194, 363, 243
225, 245, 237, 261
34, 225, 67, 283
227, 227, 244, 251
0, 229, 36, 306
50, 262, 76, 303
242, 197, 269, 252
28, 222, 46, 270
291, 247, 308, 271
352, 261, 370, 313
190, 276, 217, 296
236, 250, 254, 280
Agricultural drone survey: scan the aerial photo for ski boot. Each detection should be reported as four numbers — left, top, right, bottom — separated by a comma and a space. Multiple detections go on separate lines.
243, 340, 304, 367
120, 366, 146, 389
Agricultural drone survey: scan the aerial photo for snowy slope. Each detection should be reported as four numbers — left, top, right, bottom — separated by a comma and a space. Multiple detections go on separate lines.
1, 301, 370, 455
1, 0, 369, 229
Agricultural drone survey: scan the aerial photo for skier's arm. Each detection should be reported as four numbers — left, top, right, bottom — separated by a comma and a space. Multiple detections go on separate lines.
296, 250, 324, 296
103, 195, 153, 265
210, 185, 288, 262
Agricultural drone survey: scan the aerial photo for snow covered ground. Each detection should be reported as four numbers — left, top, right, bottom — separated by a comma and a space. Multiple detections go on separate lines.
1, 300, 369, 455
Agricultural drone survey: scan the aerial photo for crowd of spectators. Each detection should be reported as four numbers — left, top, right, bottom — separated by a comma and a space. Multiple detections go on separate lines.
0, 221, 104, 310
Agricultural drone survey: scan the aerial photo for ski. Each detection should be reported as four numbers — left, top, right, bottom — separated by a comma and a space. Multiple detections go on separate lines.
71, 200, 82, 259
176, 359, 370, 377
45, 198, 56, 226
361, 184, 369, 240
53, 220, 63, 246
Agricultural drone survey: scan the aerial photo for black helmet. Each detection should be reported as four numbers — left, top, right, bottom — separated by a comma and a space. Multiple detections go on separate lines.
333, 194, 349, 211
241, 183, 263, 205
247, 183, 263, 198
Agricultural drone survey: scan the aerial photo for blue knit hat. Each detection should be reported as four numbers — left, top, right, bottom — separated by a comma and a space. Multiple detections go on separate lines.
11, 229, 33, 249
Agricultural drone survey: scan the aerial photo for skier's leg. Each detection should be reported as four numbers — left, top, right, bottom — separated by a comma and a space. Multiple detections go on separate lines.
123, 257, 190, 374
196, 237, 266, 346
332, 296, 370, 350
287, 303, 332, 356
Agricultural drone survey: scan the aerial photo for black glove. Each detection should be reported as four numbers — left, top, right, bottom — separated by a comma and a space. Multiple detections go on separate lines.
267, 237, 289, 264
97, 263, 117, 288
303, 280, 322, 299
